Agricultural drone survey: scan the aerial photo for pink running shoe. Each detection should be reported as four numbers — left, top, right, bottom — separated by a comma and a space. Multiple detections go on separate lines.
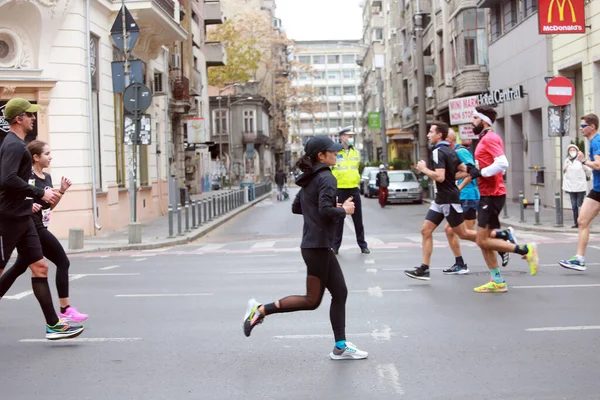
59, 307, 89, 323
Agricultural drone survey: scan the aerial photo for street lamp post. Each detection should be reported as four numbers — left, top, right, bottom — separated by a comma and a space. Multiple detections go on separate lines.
414, 6, 427, 163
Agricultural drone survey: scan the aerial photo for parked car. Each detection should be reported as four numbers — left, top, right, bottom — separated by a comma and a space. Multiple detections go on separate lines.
365, 170, 422, 204
360, 166, 379, 195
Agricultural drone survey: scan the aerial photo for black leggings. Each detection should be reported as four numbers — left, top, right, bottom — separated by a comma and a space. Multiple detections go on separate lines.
0, 227, 70, 299
266, 248, 348, 342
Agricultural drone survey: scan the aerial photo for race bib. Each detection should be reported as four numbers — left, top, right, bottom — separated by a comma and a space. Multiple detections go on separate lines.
42, 208, 51, 227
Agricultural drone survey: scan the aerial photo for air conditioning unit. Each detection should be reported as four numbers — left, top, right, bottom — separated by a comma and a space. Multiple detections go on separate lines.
426, 86, 435, 98
170, 54, 181, 69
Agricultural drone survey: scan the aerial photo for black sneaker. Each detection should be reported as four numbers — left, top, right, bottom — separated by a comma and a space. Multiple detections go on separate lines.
404, 266, 430, 281
361, 247, 370, 254
332, 248, 339, 255
442, 264, 469, 275
498, 227, 517, 267
243, 298, 264, 337
498, 251, 510, 267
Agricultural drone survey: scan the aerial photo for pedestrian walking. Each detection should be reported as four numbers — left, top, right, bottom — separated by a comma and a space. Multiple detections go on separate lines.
442, 130, 481, 274
0, 98, 83, 339
242, 136, 368, 360
274, 169, 287, 201
467, 105, 539, 293
331, 127, 369, 254
0, 140, 88, 322
376, 164, 389, 207
563, 144, 591, 228
404, 122, 480, 280
559, 114, 600, 271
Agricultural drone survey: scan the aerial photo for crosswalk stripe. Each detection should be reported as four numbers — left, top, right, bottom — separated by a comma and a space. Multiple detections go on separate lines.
251, 241, 276, 249
367, 237, 385, 245
196, 243, 227, 251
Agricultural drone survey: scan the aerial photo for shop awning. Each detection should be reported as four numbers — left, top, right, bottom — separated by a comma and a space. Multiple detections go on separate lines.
390, 133, 414, 141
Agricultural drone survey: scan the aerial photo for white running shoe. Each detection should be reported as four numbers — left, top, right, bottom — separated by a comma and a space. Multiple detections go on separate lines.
329, 342, 368, 360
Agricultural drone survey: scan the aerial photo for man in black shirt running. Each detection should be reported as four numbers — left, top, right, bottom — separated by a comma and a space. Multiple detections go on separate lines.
0, 98, 83, 340
405, 121, 478, 280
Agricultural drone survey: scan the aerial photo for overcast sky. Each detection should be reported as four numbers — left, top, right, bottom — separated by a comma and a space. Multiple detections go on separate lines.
275, 0, 363, 41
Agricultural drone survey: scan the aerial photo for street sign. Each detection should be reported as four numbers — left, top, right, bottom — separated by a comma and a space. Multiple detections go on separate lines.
110, 6, 140, 52
111, 60, 143, 93
545, 76, 574, 106
458, 124, 478, 140
368, 112, 381, 129
548, 105, 571, 137
538, 0, 585, 34
187, 118, 207, 144
123, 82, 152, 114
124, 114, 152, 145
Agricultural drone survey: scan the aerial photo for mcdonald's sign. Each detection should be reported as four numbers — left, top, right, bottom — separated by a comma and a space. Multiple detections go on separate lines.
539, 0, 585, 34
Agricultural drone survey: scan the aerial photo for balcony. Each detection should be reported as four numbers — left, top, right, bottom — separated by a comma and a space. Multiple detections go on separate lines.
242, 131, 270, 144
172, 76, 190, 101
204, 1, 224, 25
104, 0, 187, 58
204, 42, 227, 67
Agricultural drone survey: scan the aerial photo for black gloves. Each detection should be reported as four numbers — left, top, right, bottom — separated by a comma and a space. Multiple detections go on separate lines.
467, 164, 481, 179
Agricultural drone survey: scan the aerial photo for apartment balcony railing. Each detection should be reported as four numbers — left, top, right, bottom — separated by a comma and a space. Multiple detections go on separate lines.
172, 76, 190, 101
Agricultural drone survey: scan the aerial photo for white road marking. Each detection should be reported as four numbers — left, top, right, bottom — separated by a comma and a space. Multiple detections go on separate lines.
273, 331, 399, 340
589, 245, 600, 251
197, 243, 227, 251
350, 287, 413, 297
540, 262, 600, 267
115, 293, 214, 298
366, 268, 378, 273
132, 258, 147, 263
20, 337, 143, 343
377, 363, 405, 395
69, 274, 87, 282
526, 325, 600, 332
514, 284, 600, 289
3, 290, 33, 300
251, 241, 276, 249
344, 217, 356, 233
367, 237, 385, 245
364, 259, 375, 264
371, 326, 393, 341
143, 247, 172, 252
404, 235, 445, 245
517, 233, 552, 241
99, 265, 120, 271
227, 270, 299, 274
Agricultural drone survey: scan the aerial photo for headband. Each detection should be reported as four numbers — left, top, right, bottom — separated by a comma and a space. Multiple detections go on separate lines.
473, 111, 492, 126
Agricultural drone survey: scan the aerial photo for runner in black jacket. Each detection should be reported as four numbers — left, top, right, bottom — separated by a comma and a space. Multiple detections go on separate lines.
242, 136, 368, 360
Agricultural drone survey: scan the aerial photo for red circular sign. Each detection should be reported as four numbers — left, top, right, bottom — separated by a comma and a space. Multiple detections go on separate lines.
545, 76, 574, 106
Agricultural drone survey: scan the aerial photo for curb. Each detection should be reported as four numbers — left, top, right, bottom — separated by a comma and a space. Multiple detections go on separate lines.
422, 198, 599, 234
65, 192, 273, 255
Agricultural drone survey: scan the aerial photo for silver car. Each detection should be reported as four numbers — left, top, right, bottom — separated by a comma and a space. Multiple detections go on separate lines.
360, 166, 379, 195
385, 170, 422, 204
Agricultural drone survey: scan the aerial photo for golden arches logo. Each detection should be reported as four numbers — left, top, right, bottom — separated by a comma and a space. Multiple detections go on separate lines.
547, 0, 577, 23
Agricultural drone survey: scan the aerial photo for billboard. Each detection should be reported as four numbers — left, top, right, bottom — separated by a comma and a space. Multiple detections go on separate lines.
538, 0, 585, 34
449, 95, 479, 125
187, 118, 207, 144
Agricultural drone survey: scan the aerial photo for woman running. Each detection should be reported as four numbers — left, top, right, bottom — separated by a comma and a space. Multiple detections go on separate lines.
242, 136, 368, 360
0, 140, 88, 322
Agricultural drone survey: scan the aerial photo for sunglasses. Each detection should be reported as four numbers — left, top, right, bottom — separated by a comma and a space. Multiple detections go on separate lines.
581, 124, 589, 129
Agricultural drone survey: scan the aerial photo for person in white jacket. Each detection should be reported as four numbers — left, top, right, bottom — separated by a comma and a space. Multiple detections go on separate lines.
563, 144, 592, 228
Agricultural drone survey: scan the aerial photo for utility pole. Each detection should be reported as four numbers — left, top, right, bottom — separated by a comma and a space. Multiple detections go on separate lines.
414, 5, 427, 163
377, 69, 388, 165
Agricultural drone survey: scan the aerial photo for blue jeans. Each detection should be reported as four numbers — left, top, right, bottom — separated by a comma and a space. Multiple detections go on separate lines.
568, 191, 586, 226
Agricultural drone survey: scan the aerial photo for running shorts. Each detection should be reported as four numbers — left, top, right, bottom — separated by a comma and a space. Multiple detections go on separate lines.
425, 201, 464, 228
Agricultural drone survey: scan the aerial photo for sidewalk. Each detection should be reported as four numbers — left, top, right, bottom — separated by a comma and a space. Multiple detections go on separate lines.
59, 188, 273, 255
424, 198, 600, 234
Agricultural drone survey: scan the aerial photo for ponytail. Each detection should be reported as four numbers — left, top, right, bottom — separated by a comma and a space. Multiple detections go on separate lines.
295, 153, 319, 172
27, 140, 47, 161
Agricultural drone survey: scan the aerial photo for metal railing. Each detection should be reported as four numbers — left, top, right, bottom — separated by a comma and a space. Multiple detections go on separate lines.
167, 183, 272, 237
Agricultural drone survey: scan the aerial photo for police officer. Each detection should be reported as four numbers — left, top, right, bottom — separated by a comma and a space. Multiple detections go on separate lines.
331, 127, 370, 254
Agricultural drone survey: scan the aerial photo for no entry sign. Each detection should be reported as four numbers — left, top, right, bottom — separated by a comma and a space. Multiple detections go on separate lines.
545, 76, 574, 106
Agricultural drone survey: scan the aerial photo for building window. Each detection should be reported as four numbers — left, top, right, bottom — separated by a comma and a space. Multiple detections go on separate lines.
456, 8, 487, 67
313, 71, 325, 79
402, 79, 409, 109
524, 0, 537, 17
212, 109, 228, 135
504, 0, 518, 30
153, 72, 164, 92
343, 70, 355, 79
328, 87, 342, 96
342, 54, 356, 64
300, 119, 312, 129
299, 72, 310, 80
372, 28, 383, 41
328, 71, 341, 80
327, 55, 340, 64
317, 87, 327, 96
313, 55, 325, 64
343, 103, 355, 111
315, 119, 325, 129
298, 55, 311, 64
329, 102, 342, 112
329, 118, 342, 128
491, 4, 503, 40
243, 109, 256, 133
343, 86, 356, 95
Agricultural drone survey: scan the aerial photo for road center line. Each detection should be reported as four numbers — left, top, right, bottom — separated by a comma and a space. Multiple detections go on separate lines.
364, 259, 375, 264
377, 364, 405, 395
227, 270, 299, 274
115, 293, 214, 298
526, 325, 600, 332
99, 265, 120, 271
513, 284, 600, 289
20, 337, 143, 343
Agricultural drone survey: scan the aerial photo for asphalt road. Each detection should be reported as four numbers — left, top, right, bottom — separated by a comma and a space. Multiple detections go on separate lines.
2, 187, 600, 399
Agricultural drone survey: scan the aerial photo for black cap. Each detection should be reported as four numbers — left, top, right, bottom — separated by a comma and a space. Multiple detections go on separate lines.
305, 136, 343, 157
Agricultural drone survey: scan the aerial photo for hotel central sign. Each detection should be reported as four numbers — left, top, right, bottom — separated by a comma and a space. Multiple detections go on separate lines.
449, 85, 525, 125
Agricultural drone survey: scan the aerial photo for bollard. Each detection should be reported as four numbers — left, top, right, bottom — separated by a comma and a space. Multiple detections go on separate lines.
184, 202, 190, 232
244, 186, 249, 203
503, 202, 509, 218
212, 196, 216, 219
554, 192, 564, 227
534, 189, 541, 226
191, 200, 197, 228
168, 205, 174, 238
177, 205, 183, 236
519, 191, 525, 223
197, 199, 202, 226
216, 194, 221, 216
203, 198, 207, 224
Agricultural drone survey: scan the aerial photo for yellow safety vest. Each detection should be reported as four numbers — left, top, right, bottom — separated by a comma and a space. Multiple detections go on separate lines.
332, 147, 361, 189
